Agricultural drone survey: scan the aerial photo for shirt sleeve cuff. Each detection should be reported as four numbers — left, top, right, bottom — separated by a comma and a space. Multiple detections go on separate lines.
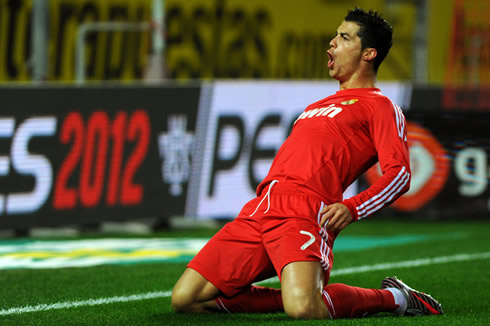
342, 199, 358, 222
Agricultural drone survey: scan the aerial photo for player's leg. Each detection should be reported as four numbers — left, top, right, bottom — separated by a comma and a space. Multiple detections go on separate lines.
215, 285, 283, 313
171, 267, 220, 312
280, 260, 405, 319
261, 191, 335, 319
172, 210, 281, 314
281, 263, 442, 319
266, 206, 399, 319
322, 283, 401, 319
172, 267, 283, 314
260, 189, 437, 319
281, 261, 330, 319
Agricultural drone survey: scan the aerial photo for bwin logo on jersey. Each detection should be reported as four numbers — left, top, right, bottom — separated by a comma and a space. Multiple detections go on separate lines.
158, 115, 193, 196
294, 104, 343, 124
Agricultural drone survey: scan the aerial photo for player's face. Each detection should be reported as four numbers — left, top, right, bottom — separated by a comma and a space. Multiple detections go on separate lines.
327, 21, 363, 82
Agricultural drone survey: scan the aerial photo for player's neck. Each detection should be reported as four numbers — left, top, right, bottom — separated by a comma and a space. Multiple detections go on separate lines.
338, 68, 377, 90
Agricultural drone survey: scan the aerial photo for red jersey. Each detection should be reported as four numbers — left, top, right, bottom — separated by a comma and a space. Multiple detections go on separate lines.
258, 87, 411, 221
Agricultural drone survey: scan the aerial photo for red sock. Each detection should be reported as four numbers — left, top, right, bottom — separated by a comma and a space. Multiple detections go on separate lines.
215, 285, 283, 313
322, 283, 398, 319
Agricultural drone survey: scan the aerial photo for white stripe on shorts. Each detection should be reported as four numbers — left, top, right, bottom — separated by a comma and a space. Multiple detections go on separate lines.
317, 202, 330, 271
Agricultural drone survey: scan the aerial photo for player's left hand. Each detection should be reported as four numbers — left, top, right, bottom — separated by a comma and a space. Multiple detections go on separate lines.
319, 203, 353, 232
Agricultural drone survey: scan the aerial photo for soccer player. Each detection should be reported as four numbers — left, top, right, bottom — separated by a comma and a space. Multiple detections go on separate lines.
171, 7, 444, 319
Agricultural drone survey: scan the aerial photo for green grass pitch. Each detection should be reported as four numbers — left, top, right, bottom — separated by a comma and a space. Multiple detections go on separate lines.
0, 219, 489, 325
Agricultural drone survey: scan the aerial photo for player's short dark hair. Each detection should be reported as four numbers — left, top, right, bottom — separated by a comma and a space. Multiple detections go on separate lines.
345, 7, 393, 72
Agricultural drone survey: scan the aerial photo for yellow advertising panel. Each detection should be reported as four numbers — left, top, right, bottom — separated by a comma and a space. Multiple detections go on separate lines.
0, 0, 423, 82
165, 0, 417, 81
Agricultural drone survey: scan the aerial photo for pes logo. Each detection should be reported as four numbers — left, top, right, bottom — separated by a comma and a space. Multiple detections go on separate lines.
0, 110, 152, 216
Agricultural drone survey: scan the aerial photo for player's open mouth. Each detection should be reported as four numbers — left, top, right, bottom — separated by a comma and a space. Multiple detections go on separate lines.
327, 51, 334, 69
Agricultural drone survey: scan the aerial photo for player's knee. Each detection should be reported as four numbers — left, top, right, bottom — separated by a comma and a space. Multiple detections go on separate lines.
285, 302, 316, 319
171, 287, 194, 313
285, 299, 322, 319
283, 288, 326, 319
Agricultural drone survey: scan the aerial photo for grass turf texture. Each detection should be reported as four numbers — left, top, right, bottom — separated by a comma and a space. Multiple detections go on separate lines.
0, 219, 489, 325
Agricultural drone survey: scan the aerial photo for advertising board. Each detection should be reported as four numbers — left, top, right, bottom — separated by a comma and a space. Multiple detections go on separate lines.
186, 81, 411, 219
0, 86, 200, 229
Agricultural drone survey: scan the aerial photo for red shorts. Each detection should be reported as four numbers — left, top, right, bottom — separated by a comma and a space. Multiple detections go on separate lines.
188, 181, 336, 297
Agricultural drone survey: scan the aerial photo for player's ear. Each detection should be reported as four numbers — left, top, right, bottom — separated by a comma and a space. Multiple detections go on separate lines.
362, 48, 377, 62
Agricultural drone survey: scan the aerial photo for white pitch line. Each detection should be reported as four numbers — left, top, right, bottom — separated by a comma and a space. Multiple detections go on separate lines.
331, 251, 490, 276
0, 291, 172, 316
1, 251, 489, 316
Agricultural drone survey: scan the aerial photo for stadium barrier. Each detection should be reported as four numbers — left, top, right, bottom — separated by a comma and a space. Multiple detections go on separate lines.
400, 86, 490, 219
0, 83, 488, 230
0, 85, 200, 229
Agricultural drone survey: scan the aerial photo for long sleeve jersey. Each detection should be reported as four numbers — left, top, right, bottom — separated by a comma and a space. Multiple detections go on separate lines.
257, 87, 411, 221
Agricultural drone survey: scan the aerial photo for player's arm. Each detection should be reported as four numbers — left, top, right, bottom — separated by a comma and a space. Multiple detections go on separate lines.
321, 101, 411, 231
344, 100, 410, 221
